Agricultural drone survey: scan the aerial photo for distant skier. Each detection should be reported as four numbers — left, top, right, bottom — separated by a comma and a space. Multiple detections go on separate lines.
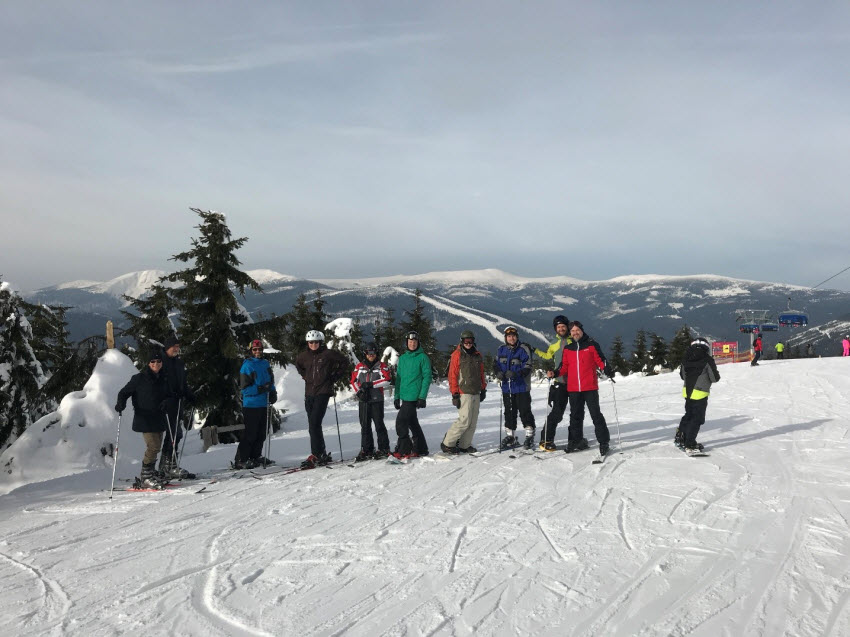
538, 315, 573, 451
556, 321, 615, 455
675, 337, 720, 454
494, 326, 536, 450
775, 341, 785, 360
295, 330, 347, 468
751, 334, 763, 366
441, 330, 486, 454
158, 334, 196, 479
392, 331, 431, 458
115, 353, 169, 488
806, 343, 814, 358
843, 336, 850, 357
350, 342, 392, 461
235, 339, 277, 469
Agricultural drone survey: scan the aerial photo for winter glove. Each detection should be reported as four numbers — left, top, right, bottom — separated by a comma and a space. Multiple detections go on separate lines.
547, 385, 556, 406
452, 393, 461, 409
159, 400, 169, 412
603, 365, 615, 379
257, 383, 270, 394
417, 399, 427, 409
114, 404, 124, 414
479, 389, 486, 402
269, 390, 278, 403
394, 398, 401, 410
356, 387, 368, 401
505, 370, 516, 380
495, 371, 505, 381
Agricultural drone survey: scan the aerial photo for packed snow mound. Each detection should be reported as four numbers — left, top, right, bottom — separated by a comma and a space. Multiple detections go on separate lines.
0, 349, 142, 495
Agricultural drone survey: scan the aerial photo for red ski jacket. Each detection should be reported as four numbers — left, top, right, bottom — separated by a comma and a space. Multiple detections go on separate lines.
350, 360, 392, 402
557, 334, 606, 393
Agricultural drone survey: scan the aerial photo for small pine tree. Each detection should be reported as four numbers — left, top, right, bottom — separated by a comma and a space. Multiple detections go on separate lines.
646, 333, 668, 375
20, 302, 75, 409
608, 336, 629, 376
0, 279, 47, 450
164, 208, 261, 429
120, 283, 176, 368
378, 307, 401, 352
349, 317, 365, 358
311, 289, 330, 338
284, 292, 314, 359
630, 329, 649, 375
668, 325, 693, 370
399, 289, 437, 356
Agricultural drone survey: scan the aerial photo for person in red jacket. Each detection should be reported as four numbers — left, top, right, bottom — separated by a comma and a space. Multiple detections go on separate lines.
557, 321, 615, 455
751, 333, 763, 366
350, 342, 392, 461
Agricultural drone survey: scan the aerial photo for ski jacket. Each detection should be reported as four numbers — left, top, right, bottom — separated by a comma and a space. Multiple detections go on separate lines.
159, 349, 195, 405
240, 357, 275, 408
350, 359, 392, 403
774, 343, 784, 353
679, 345, 720, 400
449, 345, 486, 395
494, 342, 533, 394
535, 335, 573, 384
753, 338, 763, 352
295, 345, 348, 397
843, 339, 850, 355
116, 367, 168, 433
395, 347, 432, 402
557, 333, 606, 393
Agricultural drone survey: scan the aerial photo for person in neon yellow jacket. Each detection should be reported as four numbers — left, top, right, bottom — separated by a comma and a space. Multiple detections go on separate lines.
775, 342, 785, 359
675, 337, 720, 452
537, 315, 573, 450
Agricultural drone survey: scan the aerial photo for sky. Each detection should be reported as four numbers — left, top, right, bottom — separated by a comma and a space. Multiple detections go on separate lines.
1, 1, 849, 292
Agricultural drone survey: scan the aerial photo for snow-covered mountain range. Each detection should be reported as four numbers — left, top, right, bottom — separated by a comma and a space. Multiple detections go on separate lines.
25, 269, 850, 355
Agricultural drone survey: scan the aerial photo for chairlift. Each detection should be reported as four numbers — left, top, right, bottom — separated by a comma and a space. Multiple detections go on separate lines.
739, 323, 760, 333
759, 322, 779, 332
778, 297, 809, 327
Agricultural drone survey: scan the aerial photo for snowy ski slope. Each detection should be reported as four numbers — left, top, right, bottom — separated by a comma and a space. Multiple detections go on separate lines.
2, 357, 850, 636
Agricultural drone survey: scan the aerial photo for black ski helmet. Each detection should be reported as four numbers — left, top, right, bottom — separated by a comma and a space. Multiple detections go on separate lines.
460, 329, 475, 341
406, 331, 420, 341
363, 342, 378, 355
553, 315, 569, 330
690, 337, 710, 351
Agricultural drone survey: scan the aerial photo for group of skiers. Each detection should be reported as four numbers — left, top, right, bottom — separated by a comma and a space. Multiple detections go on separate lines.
115, 314, 723, 487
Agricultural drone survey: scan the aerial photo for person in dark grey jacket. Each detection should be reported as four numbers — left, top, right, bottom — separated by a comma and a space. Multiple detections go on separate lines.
675, 338, 720, 453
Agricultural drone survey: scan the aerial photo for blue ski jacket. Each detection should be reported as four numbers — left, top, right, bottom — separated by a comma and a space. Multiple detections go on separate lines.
494, 343, 533, 394
240, 357, 275, 408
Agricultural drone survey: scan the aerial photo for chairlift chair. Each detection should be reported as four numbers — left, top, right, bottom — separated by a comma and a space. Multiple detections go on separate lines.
778, 297, 809, 327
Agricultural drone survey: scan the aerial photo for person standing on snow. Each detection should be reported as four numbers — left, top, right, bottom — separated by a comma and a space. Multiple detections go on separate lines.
236, 339, 278, 469
843, 336, 850, 357
350, 342, 392, 461
441, 330, 487, 454
494, 326, 536, 450
775, 341, 785, 360
675, 337, 720, 454
295, 330, 347, 469
751, 333, 763, 366
556, 321, 615, 455
538, 315, 573, 451
158, 334, 196, 479
392, 331, 431, 458
115, 353, 169, 488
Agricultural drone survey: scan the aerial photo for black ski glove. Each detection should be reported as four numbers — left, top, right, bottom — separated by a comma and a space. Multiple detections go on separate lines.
603, 365, 615, 380
417, 399, 426, 409
114, 404, 124, 414
356, 387, 368, 401
505, 370, 516, 380
495, 371, 505, 381
257, 383, 270, 394
452, 393, 461, 409
479, 389, 486, 401
394, 398, 400, 410
269, 391, 278, 403
547, 385, 556, 406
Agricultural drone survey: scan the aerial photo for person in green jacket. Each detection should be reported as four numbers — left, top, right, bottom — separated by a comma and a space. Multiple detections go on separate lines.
392, 330, 432, 457
536, 315, 573, 450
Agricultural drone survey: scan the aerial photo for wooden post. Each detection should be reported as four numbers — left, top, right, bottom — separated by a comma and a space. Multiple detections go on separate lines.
106, 321, 115, 349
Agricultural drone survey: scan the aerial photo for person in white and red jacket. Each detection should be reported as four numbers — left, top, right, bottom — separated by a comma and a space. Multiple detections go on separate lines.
350, 342, 392, 461
557, 320, 615, 456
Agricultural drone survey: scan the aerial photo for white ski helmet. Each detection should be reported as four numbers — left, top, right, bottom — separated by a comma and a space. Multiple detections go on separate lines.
305, 330, 325, 343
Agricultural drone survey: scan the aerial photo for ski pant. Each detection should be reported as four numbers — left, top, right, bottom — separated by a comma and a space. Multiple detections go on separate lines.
776, 352, 784, 359
142, 432, 164, 465
502, 391, 535, 431
237, 406, 268, 461
751, 351, 762, 365
161, 401, 183, 461
568, 390, 610, 445
679, 398, 707, 447
305, 394, 331, 457
395, 400, 429, 455
443, 394, 480, 449
359, 401, 390, 452
542, 383, 568, 443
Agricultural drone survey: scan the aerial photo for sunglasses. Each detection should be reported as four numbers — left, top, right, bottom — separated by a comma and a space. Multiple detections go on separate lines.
462, 338, 475, 344
251, 348, 262, 351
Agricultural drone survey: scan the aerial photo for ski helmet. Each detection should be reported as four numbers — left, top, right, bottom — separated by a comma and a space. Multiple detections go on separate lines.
460, 329, 475, 341
504, 325, 518, 336
363, 341, 378, 355
690, 337, 710, 351
406, 331, 420, 341
305, 330, 324, 343
250, 339, 263, 350
553, 315, 569, 329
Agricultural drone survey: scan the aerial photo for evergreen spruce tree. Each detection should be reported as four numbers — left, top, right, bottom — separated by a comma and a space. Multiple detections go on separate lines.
20, 301, 75, 408
630, 329, 649, 375
399, 289, 436, 355
608, 336, 629, 376
668, 325, 694, 370
311, 289, 330, 339
163, 208, 261, 429
646, 333, 669, 375
120, 283, 176, 368
0, 279, 47, 451
284, 292, 314, 359
378, 307, 401, 353
349, 317, 365, 358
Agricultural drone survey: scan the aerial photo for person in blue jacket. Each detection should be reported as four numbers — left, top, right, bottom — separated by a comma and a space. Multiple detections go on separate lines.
494, 326, 536, 449
236, 339, 278, 468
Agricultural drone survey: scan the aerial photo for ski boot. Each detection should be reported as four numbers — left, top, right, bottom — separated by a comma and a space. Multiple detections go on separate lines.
137, 463, 165, 489
523, 427, 536, 450
440, 441, 460, 455
538, 440, 557, 452
316, 452, 333, 466
253, 456, 275, 467
373, 449, 390, 460
500, 434, 518, 450
565, 438, 589, 453
673, 428, 684, 448
300, 455, 318, 469
355, 449, 373, 462
458, 445, 477, 454
599, 442, 610, 456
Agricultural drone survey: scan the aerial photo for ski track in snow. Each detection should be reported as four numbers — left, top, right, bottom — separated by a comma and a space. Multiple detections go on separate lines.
2, 358, 850, 634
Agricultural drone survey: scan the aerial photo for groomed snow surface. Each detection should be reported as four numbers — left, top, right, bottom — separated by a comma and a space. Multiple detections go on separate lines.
2, 357, 850, 636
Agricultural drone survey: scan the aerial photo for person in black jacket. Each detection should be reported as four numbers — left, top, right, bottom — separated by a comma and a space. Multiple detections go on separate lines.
159, 335, 196, 478
675, 337, 720, 453
115, 353, 169, 488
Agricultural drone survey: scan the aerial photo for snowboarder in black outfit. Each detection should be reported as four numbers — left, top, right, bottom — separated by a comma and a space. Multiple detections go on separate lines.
158, 334, 196, 479
675, 337, 720, 453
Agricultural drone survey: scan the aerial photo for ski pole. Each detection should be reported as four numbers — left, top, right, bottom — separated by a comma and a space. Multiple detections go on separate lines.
170, 398, 182, 469
542, 377, 551, 448
333, 395, 343, 461
177, 407, 193, 473
109, 413, 122, 500
263, 403, 272, 469
498, 379, 503, 454
610, 379, 622, 451
165, 412, 177, 474
508, 377, 516, 445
